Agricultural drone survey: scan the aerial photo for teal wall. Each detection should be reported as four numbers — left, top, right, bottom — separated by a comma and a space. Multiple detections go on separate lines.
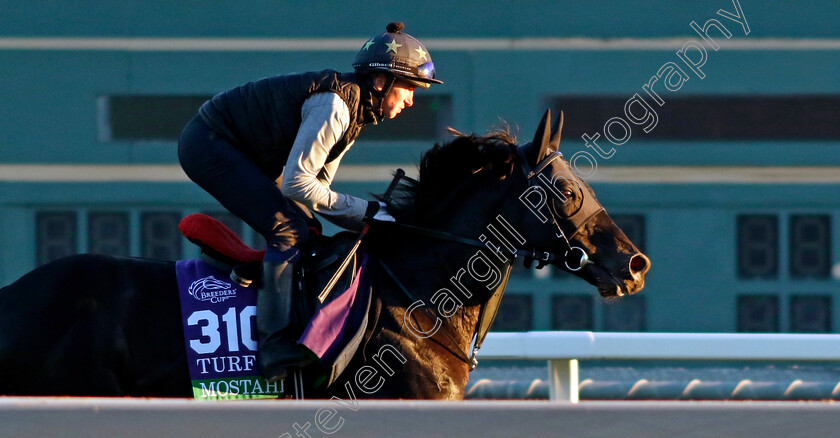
2, 0, 840, 332
0, 1, 835, 39
5, 48, 840, 165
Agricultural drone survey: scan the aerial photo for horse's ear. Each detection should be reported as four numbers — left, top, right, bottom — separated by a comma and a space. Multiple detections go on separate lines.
549, 110, 564, 152
533, 109, 551, 160
522, 109, 554, 167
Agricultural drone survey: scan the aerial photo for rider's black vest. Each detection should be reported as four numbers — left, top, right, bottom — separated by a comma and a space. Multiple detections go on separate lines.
199, 70, 376, 179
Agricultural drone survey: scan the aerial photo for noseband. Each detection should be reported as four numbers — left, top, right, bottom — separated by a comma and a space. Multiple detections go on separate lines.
520, 151, 603, 271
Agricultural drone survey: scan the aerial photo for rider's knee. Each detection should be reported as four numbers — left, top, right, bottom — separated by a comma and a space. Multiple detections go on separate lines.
265, 213, 309, 249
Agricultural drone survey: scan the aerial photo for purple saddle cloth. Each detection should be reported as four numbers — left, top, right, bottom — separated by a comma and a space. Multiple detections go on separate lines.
299, 253, 371, 369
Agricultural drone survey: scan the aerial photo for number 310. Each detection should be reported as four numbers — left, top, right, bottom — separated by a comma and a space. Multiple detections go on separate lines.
187, 306, 257, 354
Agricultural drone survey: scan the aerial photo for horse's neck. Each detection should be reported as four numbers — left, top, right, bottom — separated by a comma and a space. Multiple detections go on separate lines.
380, 239, 486, 332
364, 178, 523, 398
382, 186, 522, 346
368, 235, 514, 399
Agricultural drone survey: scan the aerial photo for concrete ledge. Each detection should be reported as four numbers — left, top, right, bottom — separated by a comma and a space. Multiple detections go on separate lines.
1, 397, 840, 438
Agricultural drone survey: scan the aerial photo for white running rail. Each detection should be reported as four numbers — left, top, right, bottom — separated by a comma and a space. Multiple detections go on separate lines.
479, 331, 840, 403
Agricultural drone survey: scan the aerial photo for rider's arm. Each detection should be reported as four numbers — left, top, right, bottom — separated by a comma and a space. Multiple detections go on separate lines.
280, 92, 377, 230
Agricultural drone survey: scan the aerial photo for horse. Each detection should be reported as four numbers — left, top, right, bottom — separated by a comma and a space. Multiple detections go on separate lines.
0, 110, 649, 399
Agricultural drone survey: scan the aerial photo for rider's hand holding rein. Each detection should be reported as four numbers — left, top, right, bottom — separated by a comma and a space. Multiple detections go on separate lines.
368, 201, 396, 223
177, 21, 441, 382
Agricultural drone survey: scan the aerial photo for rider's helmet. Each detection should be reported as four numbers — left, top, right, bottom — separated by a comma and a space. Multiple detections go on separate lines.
353, 22, 443, 90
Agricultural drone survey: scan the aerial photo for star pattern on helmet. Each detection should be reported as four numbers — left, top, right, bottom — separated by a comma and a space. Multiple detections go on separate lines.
385, 39, 402, 54
414, 46, 428, 61
362, 39, 375, 51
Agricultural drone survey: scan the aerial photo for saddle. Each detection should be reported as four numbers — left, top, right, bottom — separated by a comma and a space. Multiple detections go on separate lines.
178, 213, 365, 386
178, 213, 360, 312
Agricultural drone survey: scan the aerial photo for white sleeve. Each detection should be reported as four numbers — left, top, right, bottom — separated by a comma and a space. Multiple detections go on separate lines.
317, 138, 354, 186
280, 92, 369, 230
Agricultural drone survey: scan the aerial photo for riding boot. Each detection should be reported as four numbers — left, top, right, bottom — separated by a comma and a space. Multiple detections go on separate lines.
257, 246, 313, 382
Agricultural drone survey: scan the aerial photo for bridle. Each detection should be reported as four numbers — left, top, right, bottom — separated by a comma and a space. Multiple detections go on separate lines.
373, 152, 604, 369
386, 149, 602, 271
519, 149, 605, 271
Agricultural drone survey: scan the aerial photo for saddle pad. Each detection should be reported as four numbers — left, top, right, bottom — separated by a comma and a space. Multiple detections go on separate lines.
175, 258, 284, 400
299, 253, 371, 372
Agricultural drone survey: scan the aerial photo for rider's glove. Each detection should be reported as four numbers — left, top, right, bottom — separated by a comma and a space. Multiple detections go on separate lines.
365, 201, 395, 222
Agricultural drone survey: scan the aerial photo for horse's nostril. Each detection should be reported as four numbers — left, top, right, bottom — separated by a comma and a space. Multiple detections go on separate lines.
629, 253, 649, 275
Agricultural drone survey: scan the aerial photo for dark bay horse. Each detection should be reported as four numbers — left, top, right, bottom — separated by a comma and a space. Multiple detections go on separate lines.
0, 110, 649, 399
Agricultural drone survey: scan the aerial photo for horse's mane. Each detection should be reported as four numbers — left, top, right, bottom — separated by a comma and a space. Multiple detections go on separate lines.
379, 127, 519, 225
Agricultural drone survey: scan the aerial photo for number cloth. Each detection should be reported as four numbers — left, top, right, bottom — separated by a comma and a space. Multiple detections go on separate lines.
176, 258, 284, 399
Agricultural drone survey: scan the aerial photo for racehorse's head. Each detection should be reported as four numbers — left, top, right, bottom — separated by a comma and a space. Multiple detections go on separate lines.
386, 109, 649, 298
516, 110, 650, 297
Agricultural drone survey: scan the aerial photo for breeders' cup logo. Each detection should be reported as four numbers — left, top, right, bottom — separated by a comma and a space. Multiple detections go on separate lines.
188, 276, 237, 303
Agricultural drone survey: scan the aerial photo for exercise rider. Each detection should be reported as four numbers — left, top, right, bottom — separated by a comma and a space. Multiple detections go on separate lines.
177, 22, 443, 381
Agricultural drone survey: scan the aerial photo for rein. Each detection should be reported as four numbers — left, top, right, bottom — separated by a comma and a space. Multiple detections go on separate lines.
343, 148, 605, 371
372, 217, 574, 370
376, 213, 588, 370
396, 150, 599, 272
369, 153, 602, 370
389, 222, 570, 269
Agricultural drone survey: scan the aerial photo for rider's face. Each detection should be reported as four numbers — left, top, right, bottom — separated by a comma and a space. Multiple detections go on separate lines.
373, 76, 416, 120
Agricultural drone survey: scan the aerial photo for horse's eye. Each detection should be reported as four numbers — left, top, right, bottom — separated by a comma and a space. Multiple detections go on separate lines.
562, 189, 574, 199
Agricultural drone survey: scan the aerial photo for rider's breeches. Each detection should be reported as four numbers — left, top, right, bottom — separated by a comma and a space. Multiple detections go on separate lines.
178, 115, 317, 250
